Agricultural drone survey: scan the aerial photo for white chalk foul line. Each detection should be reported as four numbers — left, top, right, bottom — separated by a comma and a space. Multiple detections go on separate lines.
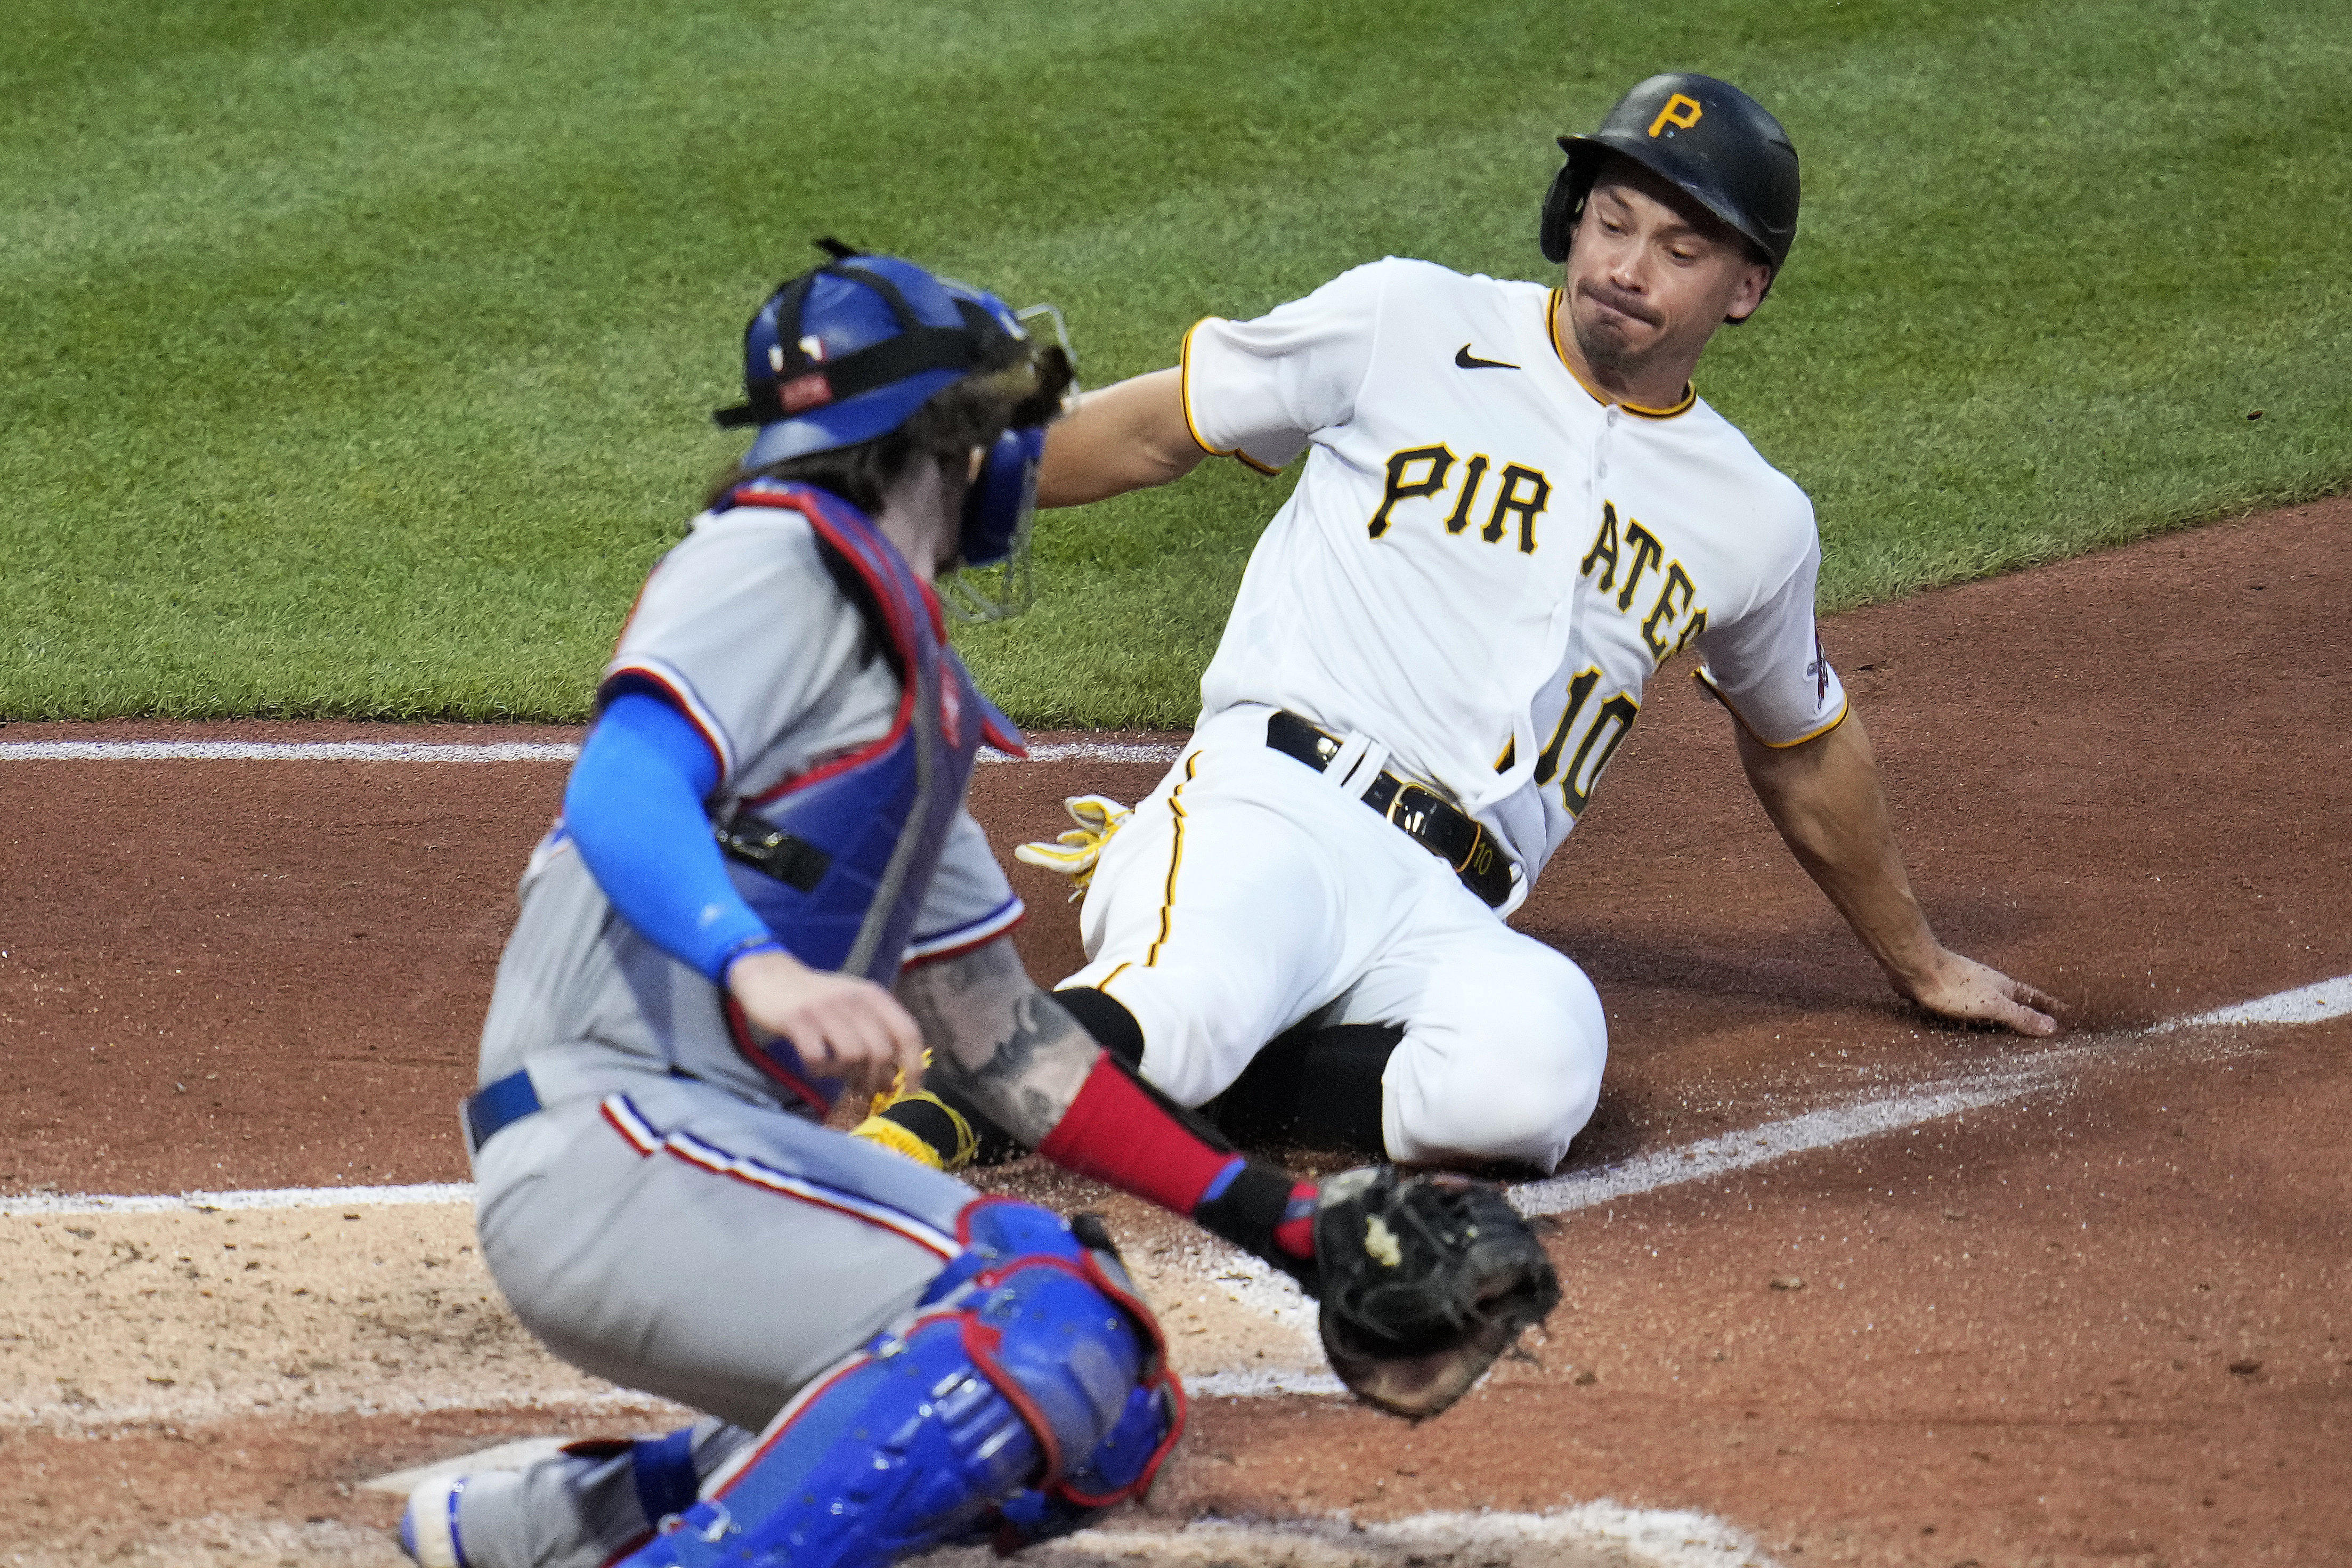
1510, 1053, 2072, 1219
9, 973, 2345, 1226
2154, 971, 2352, 1030
0, 1181, 470, 1220
0, 738, 1182, 765
0, 741, 579, 762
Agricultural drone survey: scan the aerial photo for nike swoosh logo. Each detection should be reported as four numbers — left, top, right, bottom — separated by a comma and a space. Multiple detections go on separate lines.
1455, 344, 1519, 370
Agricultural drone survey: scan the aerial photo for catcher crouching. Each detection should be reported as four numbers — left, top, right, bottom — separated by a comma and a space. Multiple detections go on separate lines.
397, 246, 1556, 1568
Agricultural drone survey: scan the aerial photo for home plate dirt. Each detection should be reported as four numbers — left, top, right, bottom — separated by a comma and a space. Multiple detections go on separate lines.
5, 500, 2352, 1566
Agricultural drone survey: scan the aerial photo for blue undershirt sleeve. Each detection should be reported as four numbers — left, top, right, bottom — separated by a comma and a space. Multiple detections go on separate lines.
563, 691, 781, 984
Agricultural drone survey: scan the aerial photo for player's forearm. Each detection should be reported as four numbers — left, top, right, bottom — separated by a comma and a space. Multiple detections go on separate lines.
901, 940, 1320, 1285
1036, 369, 1205, 506
898, 939, 1099, 1143
1735, 712, 1942, 989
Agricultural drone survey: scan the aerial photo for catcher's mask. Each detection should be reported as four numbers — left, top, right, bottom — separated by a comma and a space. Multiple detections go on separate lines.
1540, 72, 1800, 321
715, 241, 1076, 620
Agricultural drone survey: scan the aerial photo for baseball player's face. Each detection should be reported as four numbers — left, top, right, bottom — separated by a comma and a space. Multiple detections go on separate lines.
873, 449, 979, 580
1564, 164, 1772, 385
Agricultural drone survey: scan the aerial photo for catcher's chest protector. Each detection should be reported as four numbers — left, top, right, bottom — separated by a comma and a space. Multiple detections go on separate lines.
716, 483, 1021, 1104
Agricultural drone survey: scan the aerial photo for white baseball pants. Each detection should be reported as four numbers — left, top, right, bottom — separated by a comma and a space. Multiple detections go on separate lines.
1065, 704, 1606, 1173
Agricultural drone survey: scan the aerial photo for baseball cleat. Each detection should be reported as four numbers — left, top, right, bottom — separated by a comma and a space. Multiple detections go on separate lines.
398, 1475, 467, 1568
853, 1087, 979, 1172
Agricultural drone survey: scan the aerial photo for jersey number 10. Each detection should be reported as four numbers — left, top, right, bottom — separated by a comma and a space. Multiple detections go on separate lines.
1529, 665, 1640, 818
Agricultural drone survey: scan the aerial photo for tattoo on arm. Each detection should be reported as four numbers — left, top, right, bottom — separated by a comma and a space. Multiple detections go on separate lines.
896, 938, 1100, 1146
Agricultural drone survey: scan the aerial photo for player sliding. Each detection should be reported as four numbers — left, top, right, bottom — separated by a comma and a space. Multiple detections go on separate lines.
398, 248, 1554, 1568
864, 73, 2061, 1179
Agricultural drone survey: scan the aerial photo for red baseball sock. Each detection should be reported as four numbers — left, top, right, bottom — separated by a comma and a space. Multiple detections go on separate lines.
1037, 1055, 1318, 1266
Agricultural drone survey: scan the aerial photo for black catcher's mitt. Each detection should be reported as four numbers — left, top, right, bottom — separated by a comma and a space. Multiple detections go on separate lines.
1312, 1166, 1561, 1419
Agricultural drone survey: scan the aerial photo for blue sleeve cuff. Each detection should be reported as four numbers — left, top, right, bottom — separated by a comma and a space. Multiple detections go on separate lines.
564, 692, 777, 983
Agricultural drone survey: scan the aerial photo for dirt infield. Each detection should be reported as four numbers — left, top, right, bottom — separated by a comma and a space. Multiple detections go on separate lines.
4, 498, 2349, 1566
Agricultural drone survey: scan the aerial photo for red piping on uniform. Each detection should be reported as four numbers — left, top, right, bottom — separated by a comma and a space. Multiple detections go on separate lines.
600, 662, 731, 783
721, 994, 835, 1116
657, 1133, 956, 1259
900, 900, 1026, 970
599, 1095, 663, 1156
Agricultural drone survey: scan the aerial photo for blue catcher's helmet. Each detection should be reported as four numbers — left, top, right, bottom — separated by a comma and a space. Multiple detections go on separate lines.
715, 242, 1074, 619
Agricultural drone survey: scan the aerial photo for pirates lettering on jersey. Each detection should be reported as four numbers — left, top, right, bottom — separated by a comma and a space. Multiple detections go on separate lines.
1580, 501, 1708, 665
1184, 256, 1842, 892
1366, 442, 1551, 555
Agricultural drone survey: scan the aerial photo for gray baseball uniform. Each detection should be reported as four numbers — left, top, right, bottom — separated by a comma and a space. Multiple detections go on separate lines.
470, 497, 1023, 1432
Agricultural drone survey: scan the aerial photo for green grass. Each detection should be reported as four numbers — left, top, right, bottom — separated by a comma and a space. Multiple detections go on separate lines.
3, 0, 2346, 722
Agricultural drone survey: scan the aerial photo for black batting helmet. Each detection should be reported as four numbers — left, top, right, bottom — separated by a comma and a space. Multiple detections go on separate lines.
1540, 72, 1800, 279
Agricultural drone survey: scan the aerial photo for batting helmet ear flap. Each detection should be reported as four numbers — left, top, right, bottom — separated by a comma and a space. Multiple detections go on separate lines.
1538, 161, 1582, 265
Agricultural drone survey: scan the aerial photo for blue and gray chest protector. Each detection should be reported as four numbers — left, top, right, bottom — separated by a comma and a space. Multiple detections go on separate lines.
711, 481, 1023, 1101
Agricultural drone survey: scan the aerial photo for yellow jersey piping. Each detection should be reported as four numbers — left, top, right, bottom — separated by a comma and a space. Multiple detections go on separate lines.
1144, 753, 1203, 965
1544, 288, 1697, 419
1691, 665, 1850, 748
1180, 320, 1283, 476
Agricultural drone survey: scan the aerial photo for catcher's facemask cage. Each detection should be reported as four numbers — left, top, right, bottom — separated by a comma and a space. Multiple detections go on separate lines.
715, 242, 1075, 622
939, 297, 1078, 623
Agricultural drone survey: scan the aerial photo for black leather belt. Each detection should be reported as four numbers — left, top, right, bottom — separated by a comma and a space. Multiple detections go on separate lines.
1264, 711, 1512, 908
464, 1069, 543, 1155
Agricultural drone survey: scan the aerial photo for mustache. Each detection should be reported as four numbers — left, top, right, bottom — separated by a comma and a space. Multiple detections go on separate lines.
1576, 279, 1661, 328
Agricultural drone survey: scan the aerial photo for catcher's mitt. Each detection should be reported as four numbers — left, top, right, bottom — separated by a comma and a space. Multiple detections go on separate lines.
1312, 1166, 1561, 1419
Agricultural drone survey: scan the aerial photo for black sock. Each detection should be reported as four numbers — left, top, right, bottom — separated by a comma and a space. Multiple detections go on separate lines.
1210, 1022, 1400, 1157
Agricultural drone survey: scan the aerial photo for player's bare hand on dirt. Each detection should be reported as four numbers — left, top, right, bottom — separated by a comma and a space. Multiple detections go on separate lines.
1897, 948, 2060, 1036
726, 947, 926, 1100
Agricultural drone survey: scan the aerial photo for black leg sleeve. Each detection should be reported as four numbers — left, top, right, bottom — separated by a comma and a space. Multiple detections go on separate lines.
1051, 985, 1147, 1069
1210, 1021, 1400, 1157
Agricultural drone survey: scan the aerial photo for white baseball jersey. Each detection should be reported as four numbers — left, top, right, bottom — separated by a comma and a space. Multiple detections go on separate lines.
1183, 256, 1846, 907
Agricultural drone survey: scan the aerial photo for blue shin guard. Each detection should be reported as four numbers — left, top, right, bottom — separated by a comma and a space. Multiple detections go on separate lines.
617, 1199, 1183, 1568
990, 1377, 1183, 1551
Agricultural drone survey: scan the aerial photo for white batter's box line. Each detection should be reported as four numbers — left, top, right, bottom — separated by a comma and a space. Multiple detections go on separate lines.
1007, 740, 1185, 765
1185, 1368, 1347, 1399
0, 737, 1184, 765
2152, 972, 2352, 1030
1040, 1506, 1778, 1568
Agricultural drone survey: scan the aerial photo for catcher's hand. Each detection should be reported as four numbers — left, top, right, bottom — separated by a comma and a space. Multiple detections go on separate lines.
1311, 1166, 1560, 1420
1012, 794, 1133, 899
